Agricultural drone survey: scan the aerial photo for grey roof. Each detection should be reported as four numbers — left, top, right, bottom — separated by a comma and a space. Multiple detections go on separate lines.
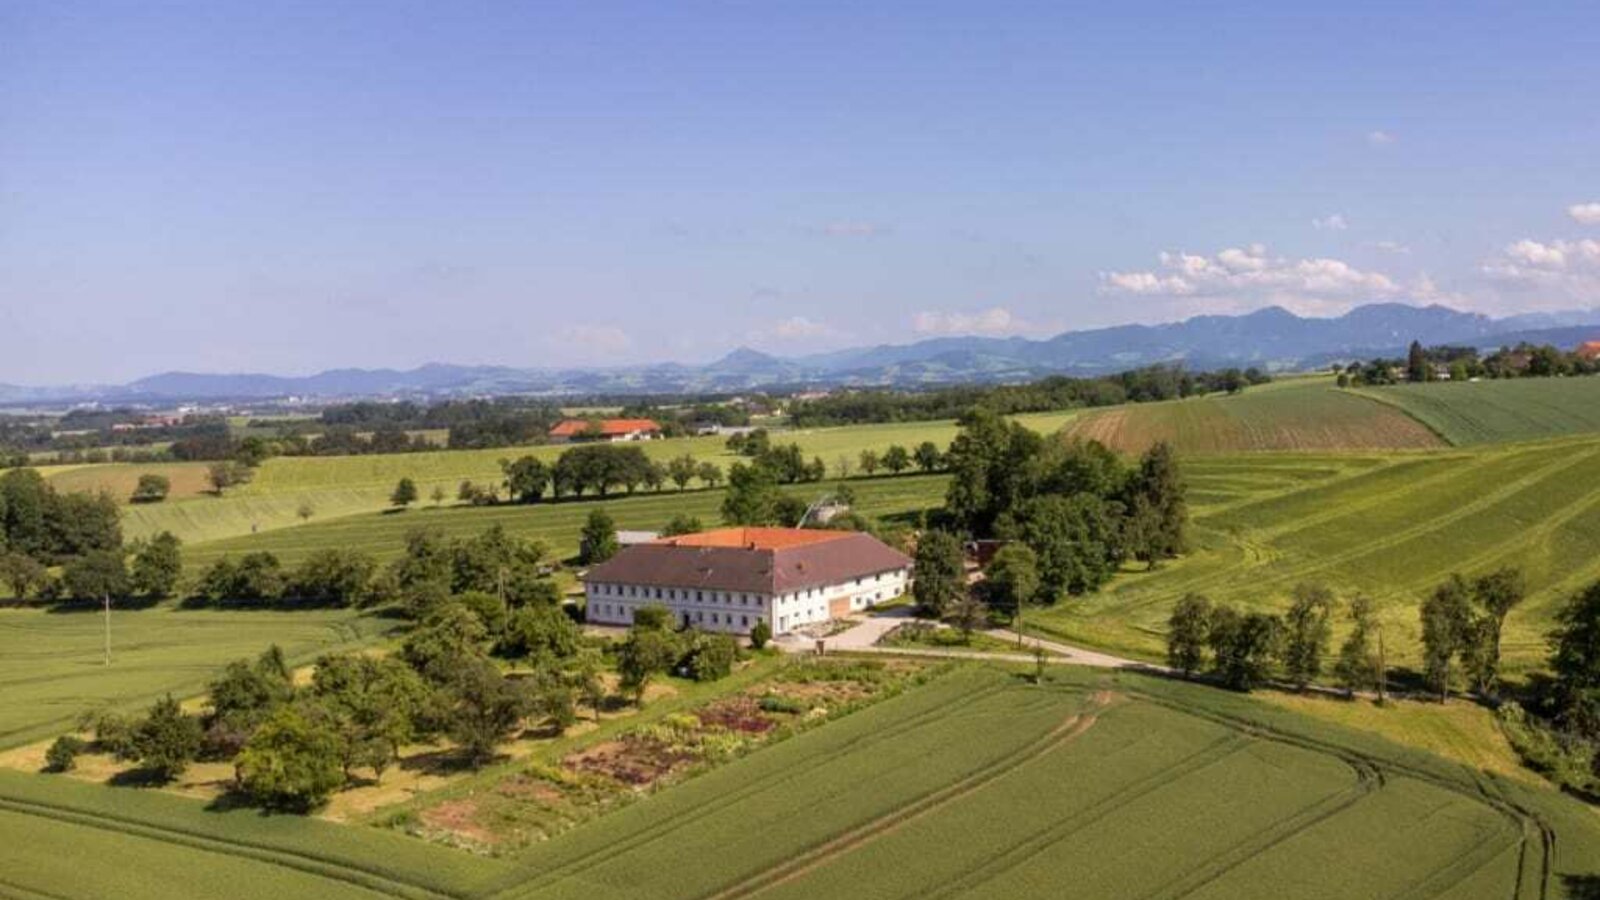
582, 532, 910, 596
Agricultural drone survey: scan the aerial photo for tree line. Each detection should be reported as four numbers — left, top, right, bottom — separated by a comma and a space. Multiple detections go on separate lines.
1338, 339, 1600, 387
787, 365, 1271, 428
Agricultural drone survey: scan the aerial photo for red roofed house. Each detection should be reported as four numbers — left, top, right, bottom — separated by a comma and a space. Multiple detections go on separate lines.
548, 418, 662, 443
581, 527, 912, 635
1576, 341, 1600, 362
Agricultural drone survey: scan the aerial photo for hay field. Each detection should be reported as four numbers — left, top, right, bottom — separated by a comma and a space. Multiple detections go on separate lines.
1359, 376, 1600, 445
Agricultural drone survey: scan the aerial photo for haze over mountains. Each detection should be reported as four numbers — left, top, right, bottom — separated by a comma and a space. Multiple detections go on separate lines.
5, 303, 1599, 405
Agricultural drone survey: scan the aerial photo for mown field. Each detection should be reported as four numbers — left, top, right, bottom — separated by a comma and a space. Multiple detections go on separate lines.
183, 473, 948, 571
1359, 376, 1600, 446
0, 607, 395, 751
5, 665, 1596, 899
1061, 377, 1442, 455
1033, 435, 1600, 673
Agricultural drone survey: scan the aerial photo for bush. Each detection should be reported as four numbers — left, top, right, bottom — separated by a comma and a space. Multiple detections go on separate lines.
236, 705, 347, 811
749, 619, 772, 650
757, 695, 805, 714
680, 632, 739, 682
77, 709, 138, 760
45, 735, 87, 772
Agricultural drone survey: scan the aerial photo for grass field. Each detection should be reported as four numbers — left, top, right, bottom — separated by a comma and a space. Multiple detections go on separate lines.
43, 461, 218, 504
0, 606, 396, 751
1359, 376, 1600, 446
1060, 377, 1442, 455
4, 664, 1596, 899
1032, 436, 1600, 673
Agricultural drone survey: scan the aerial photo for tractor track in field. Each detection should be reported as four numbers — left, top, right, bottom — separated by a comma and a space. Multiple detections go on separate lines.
0, 794, 450, 900
490, 673, 1016, 899
700, 690, 1120, 900
0, 875, 74, 900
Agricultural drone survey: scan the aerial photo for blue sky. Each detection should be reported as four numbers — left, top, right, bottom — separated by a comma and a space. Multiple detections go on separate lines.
3, 1, 1598, 382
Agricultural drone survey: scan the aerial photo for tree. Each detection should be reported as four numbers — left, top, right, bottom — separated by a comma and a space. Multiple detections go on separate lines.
1407, 339, 1429, 383
132, 695, 202, 782
834, 455, 853, 480
912, 530, 965, 618
914, 441, 943, 473
1281, 583, 1334, 691
661, 513, 703, 537
129, 473, 171, 504
681, 631, 739, 681
63, 549, 128, 601
390, 477, 419, 510
999, 494, 1122, 599
500, 456, 551, 503
0, 551, 48, 600
236, 705, 347, 811
1334, 595, 1382, 698
1124, 442, 1186, 561
291, 548, 377, 606
499, 604, 580, 661
667, 454, 699, 491
45, 735, 87, 773
696, 461, 723, 489
616, 627, 681, 706
297, 502, 315, 523
983, 543, 1039, 634
1549, 580, 1600, 738
721, 462, 783, 526
950, 592, 988, 643
401, 601, 490, 684
1166, 593, 1212, 678
571, 648, 608, 721
308, 654, 431, 781
1464, 567, 1524, 697
943, 408, 1045, 537
882, 445, 911, 475
578, 508, 619, 565
1420, 575, 1473, 701
1208, 607, 1282, 692
446, 659, 532, 765
129, 532, 183, 598
430, 485, 446, 507
206, 461, 252, 494
858, 449, 881, 476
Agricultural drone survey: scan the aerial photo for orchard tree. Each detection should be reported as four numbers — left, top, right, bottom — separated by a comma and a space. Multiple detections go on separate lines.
696, 461, 723, 489
578, 508, 619, 565
447, 659, 533, 766
661, 513, 703, 537
720, 462, 782, 526
914, 441, 943, 473
132, 695, 202, 783
858, 449, 881, 476
129, 532, 183, 598
667, 454, 699, 491
500, 456, 551, 504
1281, 583, 1334, 691
236, 705, 347, 811
882, 445, 911, 475
129, 474, 171, 504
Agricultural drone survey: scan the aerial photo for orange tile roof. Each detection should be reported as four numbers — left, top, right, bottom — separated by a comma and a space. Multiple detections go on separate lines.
549, 418, 662, 437
655, 527, 853, 550
1578, 341, 1600, 360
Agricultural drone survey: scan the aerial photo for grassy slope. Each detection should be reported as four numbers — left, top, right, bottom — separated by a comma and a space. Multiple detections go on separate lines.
1032, 437, 1600, 673
0, 606, 395, 750
1358, 376, 1600, 445
1061, 377, 1443, 455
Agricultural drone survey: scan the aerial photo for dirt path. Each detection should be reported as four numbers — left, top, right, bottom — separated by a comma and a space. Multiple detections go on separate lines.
703, 691, 1119, 900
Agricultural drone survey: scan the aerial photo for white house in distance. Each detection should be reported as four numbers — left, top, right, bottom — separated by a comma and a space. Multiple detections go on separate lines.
548, 418, 662, 443
581, 527, 913, 635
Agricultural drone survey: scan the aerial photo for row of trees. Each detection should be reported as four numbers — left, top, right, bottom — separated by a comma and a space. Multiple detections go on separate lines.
1339, 340, 1599, 387
787, 365, 1271, 428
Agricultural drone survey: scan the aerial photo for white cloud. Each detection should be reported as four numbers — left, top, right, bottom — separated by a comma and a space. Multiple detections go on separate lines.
1312, 213, 1349, 231
1101, 244, 1402, 314
1481, 237, 1600, 304
557, 324, 632, 354
770, 316, 832, 339
1568, 203, 1600, 226
1366, 130, 1396, 147
1371, 240, 1411, 254
911, 306, 1038, 336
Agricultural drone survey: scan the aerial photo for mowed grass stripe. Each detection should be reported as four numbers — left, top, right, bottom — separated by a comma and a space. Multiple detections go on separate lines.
1360, 377, 1600, 446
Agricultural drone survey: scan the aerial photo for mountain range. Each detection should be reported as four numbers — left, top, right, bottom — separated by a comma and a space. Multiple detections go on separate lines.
4, 303, 1599, 406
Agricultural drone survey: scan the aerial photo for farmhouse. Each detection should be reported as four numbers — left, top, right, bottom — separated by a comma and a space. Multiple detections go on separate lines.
582, 527, 912, 635
1577, 340, 1600, 362
548, 417, 662, 443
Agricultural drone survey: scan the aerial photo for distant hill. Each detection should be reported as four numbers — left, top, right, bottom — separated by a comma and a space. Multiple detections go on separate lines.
6, 303, 1599, 405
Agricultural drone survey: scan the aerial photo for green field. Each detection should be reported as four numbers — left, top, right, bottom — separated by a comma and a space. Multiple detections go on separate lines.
0, 606, 394, 751
1033, 436, 1600, 673
1359, 376, 1600, 446
4, 665, 1596, 899
1061, 377, 1442, 455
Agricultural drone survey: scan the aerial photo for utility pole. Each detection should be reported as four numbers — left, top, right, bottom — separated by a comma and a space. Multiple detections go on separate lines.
1375, 622, 1388, 706
103, 593, 111, 666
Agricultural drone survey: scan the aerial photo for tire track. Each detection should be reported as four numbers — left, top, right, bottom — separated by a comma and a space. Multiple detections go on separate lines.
701, 690, 1120, 900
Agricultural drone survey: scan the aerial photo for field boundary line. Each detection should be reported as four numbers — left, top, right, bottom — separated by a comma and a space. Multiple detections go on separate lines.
488, 671, 1009, 899
701, 689, 1120, 900
0, 795, 456, 900
1347, 387, 1459, 446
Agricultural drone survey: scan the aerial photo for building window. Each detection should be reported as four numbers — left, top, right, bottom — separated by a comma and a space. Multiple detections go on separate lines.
741, 615, 748, 627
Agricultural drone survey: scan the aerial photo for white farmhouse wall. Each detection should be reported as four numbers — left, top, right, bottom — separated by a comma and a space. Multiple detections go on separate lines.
583, 566, 910, 635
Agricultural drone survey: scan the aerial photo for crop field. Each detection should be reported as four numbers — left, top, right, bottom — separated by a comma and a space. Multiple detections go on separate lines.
1033, 436, 1600, 673
1060, 378, 1443, 455
183, 473, 949, 570
1359, 376, 1600, 446
0, 607, 395, 751
5, 664, 1596, 899
43, 461, 217, 504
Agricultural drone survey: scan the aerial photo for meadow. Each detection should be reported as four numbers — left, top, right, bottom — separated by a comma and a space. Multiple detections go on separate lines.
1359, 376, 1600, 445
1060, 377, 1442, 455
0, 606, 395, 751
5, 664, 1596, 899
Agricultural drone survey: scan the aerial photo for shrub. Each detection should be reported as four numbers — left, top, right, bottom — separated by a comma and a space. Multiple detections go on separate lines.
749, 619, 772, 650
237, 705, 347, 811
758, 695, 806, 714
45, 735, 87, 772
681, 632, 739, 682
77, 709, 138, 760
